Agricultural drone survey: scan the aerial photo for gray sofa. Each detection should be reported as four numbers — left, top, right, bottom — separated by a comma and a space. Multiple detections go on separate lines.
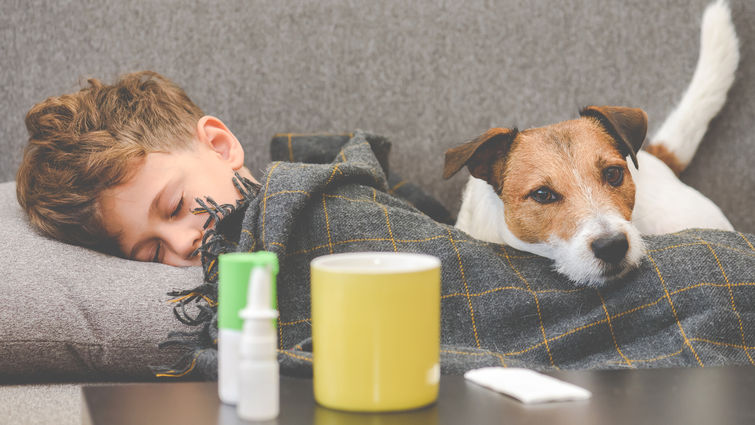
2, 0, 753, 423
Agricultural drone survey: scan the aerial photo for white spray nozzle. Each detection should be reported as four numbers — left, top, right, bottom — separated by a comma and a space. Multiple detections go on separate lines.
240, 265, 278, 320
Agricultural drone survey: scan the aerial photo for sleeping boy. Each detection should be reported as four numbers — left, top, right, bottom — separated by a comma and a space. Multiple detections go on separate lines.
16, 71, 755, 378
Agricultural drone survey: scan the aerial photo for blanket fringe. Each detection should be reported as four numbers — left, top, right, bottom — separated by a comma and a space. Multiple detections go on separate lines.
151, 173, 260, 379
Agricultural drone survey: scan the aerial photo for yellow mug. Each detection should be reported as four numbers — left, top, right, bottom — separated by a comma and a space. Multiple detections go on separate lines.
310, 252, 441, 412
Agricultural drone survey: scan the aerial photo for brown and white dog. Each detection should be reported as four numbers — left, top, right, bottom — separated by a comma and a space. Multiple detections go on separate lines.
443, 0, 738, 286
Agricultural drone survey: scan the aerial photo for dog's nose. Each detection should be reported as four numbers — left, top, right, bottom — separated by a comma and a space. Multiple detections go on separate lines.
591, 234, 629, 265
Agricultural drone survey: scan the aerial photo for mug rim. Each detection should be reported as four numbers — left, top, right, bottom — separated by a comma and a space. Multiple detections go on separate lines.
310, 252, 441, 274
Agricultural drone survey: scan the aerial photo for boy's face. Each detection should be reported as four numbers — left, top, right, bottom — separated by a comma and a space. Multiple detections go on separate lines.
99, 117, 256, 266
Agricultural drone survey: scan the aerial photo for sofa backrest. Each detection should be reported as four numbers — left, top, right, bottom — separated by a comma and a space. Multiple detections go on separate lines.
2, 0, 752, 232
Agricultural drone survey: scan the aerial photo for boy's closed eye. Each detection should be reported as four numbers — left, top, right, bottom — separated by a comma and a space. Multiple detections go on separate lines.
149, 195, 186, 263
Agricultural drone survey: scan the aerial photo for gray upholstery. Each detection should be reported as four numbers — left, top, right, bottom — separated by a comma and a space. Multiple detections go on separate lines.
1, 383, 81, 425
1, 1, 754, 423
1, 0, 753, 233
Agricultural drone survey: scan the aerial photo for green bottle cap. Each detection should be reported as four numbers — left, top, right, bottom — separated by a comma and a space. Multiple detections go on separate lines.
218, 251, 279, 331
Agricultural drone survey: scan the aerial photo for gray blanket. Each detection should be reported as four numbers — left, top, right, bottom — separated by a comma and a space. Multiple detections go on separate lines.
156, 132, 755, 379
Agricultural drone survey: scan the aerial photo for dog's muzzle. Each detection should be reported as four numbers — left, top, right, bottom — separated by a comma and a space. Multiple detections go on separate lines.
549, 215, 645, 287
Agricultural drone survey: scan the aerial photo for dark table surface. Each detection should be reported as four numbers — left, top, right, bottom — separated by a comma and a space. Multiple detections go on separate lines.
82, 366, 755, 425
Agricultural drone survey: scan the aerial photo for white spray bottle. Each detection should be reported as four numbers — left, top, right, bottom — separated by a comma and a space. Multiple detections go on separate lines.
237, 256, 280, 421
217, 252, 278, 405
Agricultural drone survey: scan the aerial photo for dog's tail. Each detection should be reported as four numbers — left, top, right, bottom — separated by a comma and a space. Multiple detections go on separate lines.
647, 0, 739, 175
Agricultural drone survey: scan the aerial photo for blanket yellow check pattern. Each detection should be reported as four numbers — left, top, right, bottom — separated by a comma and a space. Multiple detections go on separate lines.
159, 132, 755, 379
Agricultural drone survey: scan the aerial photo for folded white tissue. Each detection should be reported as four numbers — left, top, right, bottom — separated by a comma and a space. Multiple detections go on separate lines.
464, 367, 592, 404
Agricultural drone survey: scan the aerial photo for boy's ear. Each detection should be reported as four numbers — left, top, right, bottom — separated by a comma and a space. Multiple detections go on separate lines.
195, 116, 245, 170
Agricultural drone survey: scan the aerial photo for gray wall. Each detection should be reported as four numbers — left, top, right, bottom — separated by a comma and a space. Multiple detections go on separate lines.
2, 0, 753, 232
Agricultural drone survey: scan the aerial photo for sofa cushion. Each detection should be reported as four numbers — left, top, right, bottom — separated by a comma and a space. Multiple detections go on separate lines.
0, 181, 201, 383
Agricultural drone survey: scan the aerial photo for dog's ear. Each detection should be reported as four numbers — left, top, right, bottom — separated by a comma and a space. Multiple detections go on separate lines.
443, 128, 517, 182
579, 106, 647, 169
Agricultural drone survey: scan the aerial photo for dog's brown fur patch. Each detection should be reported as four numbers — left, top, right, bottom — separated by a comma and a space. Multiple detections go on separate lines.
494, 118, 636, 243
644, 144, 685, 176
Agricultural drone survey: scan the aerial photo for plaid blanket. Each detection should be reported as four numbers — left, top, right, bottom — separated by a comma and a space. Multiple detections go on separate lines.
156, 132, 755, 379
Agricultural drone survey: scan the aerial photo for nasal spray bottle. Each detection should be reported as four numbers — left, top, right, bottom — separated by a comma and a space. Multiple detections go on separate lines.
217, 251, 279, 421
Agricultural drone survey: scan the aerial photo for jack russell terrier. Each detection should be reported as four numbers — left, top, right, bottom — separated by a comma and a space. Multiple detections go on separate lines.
443, 0, 739, 286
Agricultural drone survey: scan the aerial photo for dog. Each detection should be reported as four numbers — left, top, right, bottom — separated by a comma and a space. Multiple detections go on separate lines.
443, 0, 739, 286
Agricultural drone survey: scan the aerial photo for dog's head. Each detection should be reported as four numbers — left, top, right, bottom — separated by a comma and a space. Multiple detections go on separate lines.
444, 106, 648, 286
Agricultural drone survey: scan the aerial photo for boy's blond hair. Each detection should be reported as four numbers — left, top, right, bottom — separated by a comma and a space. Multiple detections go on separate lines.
17, 71, 204, 254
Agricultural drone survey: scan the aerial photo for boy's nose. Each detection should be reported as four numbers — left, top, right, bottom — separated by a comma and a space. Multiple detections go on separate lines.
160, 222, 204, 266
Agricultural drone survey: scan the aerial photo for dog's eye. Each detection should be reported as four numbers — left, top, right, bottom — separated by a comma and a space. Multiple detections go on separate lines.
604, 166, 624, 187
529, 187, 560, 204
